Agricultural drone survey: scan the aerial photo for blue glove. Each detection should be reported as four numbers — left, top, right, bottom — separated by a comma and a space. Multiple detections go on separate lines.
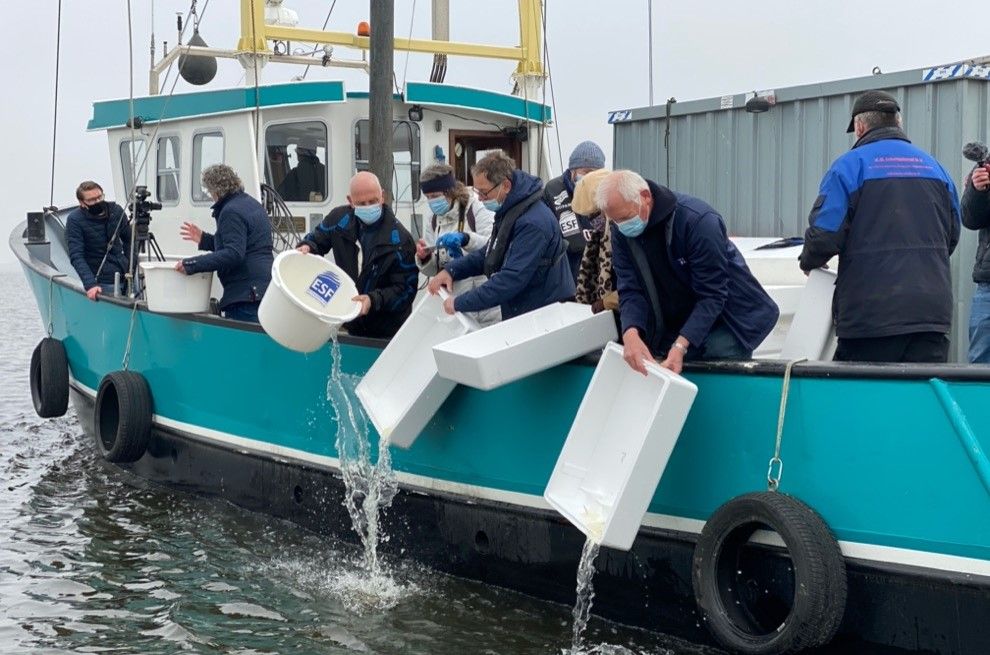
436, 232, 467, 258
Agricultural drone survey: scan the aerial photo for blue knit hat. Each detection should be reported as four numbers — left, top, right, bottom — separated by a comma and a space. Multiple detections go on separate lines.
568, 141, 605, 170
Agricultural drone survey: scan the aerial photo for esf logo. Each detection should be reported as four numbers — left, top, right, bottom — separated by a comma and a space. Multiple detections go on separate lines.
307, 271, 341, 305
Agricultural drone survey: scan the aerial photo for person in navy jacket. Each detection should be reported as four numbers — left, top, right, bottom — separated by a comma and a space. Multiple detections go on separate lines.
65, 180, 131, 300
297, 171, 418, 339
176, 165, 273, 323
427, 151, 575, 319
799, 90, 960, 363
597, 170, 779, 375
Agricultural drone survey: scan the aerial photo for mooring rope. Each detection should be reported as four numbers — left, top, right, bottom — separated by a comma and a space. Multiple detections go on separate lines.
767, 358, 806, 491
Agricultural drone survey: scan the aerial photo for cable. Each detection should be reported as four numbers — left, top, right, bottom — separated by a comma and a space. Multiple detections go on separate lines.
48, 0, 62, 208
299, 0, 338, 80
401, 0, 417, 92
249, 0, 262, 156
429, 108, 503, 131
542, 0, 563, 172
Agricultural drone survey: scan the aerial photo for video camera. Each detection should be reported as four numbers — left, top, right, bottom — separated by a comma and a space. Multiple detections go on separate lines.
128, 185, 163, 242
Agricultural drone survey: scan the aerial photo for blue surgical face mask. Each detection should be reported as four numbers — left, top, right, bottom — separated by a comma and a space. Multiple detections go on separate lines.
616, 215, 646, 238
428, 197, 451, 216
483, 199, 501, 213
354, 204, 383, 225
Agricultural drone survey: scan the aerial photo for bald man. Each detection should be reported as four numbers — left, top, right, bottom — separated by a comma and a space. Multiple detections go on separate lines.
297, 172, 418, 338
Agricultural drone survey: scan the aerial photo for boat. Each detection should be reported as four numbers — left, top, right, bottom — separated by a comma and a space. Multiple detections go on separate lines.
11, 2, 990, 653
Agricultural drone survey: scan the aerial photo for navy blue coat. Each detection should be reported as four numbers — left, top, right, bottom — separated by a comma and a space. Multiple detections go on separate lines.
65, 202, 131, 289
611, 181, 779, 353
182, 191, 273, 309
799, 127, 960, 338
447, 170, 575, 319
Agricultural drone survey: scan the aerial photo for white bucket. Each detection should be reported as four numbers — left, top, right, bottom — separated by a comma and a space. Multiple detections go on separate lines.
139, 261, 213, 313
258, 250, 362, 353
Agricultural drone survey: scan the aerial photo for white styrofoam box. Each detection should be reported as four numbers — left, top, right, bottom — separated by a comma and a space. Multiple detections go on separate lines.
356, 291, 479, 449
732, 237, 838, 287
432, 302, 618, 391
754, 284, 805, 358
781, 268, 837, 361
544, 342, 698, 551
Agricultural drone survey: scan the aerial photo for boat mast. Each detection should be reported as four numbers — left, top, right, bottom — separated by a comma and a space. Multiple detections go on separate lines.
369, 1, 395, 200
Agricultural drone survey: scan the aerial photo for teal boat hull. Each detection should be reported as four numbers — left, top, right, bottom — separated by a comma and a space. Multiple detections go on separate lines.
12, 222, 990, 654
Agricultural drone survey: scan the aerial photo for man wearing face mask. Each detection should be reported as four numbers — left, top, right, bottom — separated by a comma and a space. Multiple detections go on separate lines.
65, 180, 132, 301
543, 141, 607, 281
427, 151, 575, 320
297, 171, 418, 338
597, 170, 778, 375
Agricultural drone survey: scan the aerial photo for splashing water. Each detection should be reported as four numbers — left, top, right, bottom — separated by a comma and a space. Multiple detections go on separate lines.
570, 537, 602, 653
325, 335, 399, 584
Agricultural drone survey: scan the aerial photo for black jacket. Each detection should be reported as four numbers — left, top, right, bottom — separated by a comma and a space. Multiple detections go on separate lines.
300, 205, 418, 338
65, 202, 131, 289
182, 191, 274, 309
800, 127, 960, 339
543, 171, 592, 280
961, 168, 990, 283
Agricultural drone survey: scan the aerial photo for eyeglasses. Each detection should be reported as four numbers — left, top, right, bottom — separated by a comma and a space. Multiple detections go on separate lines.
473, 181, 502, 200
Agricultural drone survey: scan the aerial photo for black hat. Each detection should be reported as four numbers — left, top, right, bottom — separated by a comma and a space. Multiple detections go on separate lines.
847, 90, 900, 133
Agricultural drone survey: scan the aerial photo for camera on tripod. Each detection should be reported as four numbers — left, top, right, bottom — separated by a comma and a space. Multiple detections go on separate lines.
128, 185, 163, 242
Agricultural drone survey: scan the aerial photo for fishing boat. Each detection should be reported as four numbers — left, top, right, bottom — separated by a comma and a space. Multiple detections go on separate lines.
11, 2, 990, 653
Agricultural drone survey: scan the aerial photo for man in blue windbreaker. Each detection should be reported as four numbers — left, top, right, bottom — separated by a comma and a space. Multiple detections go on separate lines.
427, 151, 575, 319
799, 90, 960, 363
597, 170, 779, 375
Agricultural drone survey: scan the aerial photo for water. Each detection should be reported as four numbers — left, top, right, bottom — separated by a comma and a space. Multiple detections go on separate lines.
0, 267, 721, 655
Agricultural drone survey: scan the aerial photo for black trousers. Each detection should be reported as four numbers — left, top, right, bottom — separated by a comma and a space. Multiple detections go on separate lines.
834, 331, 949, 363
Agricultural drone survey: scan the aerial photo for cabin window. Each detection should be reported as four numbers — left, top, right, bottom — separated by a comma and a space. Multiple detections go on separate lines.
354, 120, 422, 202
192, 131, 224, 202
156, 136, 180, 205
264, 122, 329, 203
119, 139, 149, 196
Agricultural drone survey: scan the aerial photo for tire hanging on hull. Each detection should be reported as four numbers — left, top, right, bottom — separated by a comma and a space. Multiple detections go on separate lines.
95, 371, 153, 463
30, 337, 69, 418
692, 492, 847, 654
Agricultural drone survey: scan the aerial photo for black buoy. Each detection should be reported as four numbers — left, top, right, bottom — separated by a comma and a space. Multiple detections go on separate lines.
178, 29, 217, 86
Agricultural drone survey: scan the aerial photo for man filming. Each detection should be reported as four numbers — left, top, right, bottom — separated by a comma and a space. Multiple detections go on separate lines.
65, 181, 131, 301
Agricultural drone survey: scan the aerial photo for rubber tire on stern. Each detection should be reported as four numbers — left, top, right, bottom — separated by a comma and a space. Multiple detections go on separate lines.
94, 371, 153, 463
30, 337, 69, 418
692, 492, 847, 655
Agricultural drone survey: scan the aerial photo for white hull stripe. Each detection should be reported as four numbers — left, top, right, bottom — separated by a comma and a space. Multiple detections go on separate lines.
72, 379, 990, 579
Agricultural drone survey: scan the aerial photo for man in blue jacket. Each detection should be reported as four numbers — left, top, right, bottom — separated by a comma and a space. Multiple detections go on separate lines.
176, 165, 273, 323
297, 171, 418, 339
427, 151, 575, 319
66, 180, 131, 300
597, 170, 779, 375
799, 90, 960, 363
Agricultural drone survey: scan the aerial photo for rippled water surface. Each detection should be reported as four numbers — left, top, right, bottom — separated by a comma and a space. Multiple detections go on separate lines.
0, 267, 722, 655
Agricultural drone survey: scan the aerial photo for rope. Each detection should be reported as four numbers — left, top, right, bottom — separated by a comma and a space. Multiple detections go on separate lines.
121, 300, 141, 371
541, 0, 563, 172
46, 274, 66, 337
400, 0, 417, 92
767, 358, 806, 491
250, 1, 262, 155
48, 0, 63, 208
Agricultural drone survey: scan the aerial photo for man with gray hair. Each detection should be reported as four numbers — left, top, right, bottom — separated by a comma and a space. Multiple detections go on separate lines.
597, 170, 778, 375
799, 89, 960, 363
176, 164, 274, 322
427, 151, 574, 319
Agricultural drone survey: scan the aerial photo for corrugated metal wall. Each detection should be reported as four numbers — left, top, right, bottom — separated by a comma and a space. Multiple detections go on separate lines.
612, 63, 990, 361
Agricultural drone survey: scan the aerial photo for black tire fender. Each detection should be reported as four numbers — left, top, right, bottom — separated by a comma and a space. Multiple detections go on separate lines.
692, 492, 847, 655
30, 337, 69, 418
95, 371, 153, 463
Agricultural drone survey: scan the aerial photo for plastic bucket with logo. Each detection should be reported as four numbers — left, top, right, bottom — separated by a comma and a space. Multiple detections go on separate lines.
258, 251, 362, 352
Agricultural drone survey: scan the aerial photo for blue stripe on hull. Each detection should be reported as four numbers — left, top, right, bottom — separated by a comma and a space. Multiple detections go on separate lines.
21, 264, 990, 564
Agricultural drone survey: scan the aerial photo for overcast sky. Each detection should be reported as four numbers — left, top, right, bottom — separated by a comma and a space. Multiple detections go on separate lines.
2, 0, 989, 264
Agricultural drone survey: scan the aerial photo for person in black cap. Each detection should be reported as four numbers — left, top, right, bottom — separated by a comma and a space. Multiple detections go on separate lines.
799, 89, 961, 363
543, 141, 607, 281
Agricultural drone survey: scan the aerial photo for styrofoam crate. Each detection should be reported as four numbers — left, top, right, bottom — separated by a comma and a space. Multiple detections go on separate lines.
432, 302, 618, 390
781, 268, 837, 361
355, 292, 478, 449
544, 342, 698, 551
